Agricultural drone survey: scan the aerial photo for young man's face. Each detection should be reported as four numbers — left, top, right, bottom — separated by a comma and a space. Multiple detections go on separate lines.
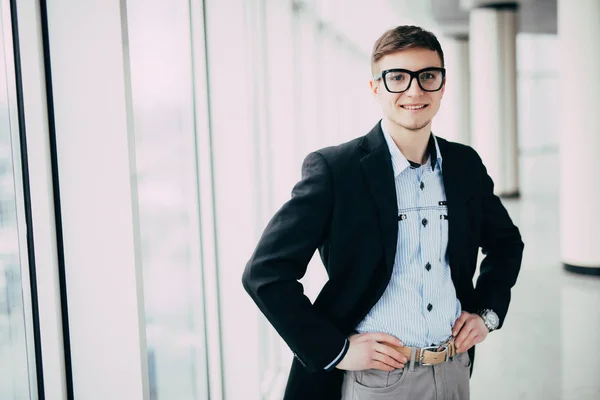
370, 48, 445, 132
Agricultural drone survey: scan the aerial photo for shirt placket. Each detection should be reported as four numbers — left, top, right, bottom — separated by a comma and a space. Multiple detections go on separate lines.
419, 166, 436, 346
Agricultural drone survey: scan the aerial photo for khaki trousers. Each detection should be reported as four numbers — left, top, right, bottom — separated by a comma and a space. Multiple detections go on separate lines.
341, 351, 471, 400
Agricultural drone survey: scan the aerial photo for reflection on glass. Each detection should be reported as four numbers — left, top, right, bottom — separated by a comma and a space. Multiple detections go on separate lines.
126, 1, 208, 399
0, 5, 35, 399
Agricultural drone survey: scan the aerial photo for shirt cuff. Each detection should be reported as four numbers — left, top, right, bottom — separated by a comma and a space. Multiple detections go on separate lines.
323, 339, 349, 371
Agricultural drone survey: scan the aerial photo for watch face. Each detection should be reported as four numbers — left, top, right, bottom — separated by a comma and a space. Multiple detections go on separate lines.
487, 311, 499, 328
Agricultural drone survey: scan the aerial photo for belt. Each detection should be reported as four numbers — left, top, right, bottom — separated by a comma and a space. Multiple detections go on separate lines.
387, 339, 457, 366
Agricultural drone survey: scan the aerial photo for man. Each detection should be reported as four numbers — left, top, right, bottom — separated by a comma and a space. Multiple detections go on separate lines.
242, 25, 524, 399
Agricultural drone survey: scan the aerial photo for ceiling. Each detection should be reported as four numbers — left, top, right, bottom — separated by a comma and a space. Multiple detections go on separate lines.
429, 0, 557, 35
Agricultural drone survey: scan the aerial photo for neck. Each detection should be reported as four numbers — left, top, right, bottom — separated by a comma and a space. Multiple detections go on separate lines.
382, 117, 431, 165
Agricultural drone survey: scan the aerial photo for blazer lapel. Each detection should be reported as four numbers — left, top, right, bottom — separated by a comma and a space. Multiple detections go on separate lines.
360, 123, 398, 274
437, 138, 470, 282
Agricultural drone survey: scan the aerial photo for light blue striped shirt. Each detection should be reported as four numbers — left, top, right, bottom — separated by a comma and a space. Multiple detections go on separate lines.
325, 125, 462, 370
355, 125, 462, 346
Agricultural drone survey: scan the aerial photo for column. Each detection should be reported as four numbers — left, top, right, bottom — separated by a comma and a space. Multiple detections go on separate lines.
462, 0, 520, 197
558, 0, 600, 275
440, 33, 471, 145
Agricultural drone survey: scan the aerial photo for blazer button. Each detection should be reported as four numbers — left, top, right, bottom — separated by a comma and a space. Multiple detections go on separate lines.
422, 218, 428, 227
425, 263, 431, 271
427, 304, 433, 312
420, 181, 425, 190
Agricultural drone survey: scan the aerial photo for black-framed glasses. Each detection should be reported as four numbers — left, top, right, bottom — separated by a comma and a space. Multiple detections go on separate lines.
373, 67, 446, 93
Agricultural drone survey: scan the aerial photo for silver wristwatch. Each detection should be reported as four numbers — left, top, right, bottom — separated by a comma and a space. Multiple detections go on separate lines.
478, 309, 499, 332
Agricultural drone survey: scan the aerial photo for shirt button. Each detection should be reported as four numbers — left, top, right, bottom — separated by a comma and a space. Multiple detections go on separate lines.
425, 263, 431, 271
427, 304, 433, 312
420, 181, 425, 190
422, 218, 428, 227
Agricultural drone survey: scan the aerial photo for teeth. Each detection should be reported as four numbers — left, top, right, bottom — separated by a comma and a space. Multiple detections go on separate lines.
403, 105, 426, 110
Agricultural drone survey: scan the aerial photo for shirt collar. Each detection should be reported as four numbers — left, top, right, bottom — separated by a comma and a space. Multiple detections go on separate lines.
381, 121, 443, 177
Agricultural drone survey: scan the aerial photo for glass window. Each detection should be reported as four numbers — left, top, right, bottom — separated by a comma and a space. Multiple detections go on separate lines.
126, 1, 209, 399
0, 3, 38, 398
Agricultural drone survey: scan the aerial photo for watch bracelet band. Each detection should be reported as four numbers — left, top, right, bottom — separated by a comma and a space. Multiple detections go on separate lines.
478, 309, 497, 332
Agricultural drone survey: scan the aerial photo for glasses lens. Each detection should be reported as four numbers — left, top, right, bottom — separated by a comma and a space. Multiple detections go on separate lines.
384, 71, 411, 92
418, 69, 444, 91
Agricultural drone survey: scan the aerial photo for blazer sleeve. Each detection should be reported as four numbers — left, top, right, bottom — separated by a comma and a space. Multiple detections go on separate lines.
241, 151, 347, 372
473, 152, 525, 329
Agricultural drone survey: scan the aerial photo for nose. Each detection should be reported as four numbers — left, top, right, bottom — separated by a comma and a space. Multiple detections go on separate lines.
405, 77, 425, 97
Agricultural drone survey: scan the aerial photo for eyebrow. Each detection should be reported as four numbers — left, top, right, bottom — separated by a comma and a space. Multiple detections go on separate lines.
373, 67, 444, 79
384, 67, 443, 71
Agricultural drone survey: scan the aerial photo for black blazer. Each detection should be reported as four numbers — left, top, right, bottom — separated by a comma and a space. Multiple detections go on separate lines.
242, 122, 524, 400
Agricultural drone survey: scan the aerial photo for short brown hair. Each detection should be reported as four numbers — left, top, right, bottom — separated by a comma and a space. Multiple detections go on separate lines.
371, 25, 445, 75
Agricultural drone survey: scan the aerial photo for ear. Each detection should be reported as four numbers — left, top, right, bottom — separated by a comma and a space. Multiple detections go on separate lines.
369, 80, 379, 97
440, 77, 447, 97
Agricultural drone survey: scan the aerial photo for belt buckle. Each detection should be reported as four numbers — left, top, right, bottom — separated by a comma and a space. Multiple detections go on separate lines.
419, 344, 449, 366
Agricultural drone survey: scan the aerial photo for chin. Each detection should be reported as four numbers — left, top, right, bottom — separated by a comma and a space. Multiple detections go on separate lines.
398, 120, 431, 132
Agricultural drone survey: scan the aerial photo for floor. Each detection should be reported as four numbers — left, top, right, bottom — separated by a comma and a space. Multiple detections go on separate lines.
469, 152, 600, 400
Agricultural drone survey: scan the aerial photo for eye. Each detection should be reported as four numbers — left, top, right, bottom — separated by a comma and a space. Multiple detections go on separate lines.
388, 73, 405, 81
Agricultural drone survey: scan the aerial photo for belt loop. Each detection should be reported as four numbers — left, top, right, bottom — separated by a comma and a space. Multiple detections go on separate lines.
409, 347, 418, 372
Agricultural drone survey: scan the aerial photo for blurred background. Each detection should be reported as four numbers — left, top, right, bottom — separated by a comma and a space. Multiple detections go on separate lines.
1, 0, 599, 399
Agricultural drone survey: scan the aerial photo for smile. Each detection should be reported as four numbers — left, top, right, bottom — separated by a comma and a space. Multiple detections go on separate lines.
401, 104, 428, 110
